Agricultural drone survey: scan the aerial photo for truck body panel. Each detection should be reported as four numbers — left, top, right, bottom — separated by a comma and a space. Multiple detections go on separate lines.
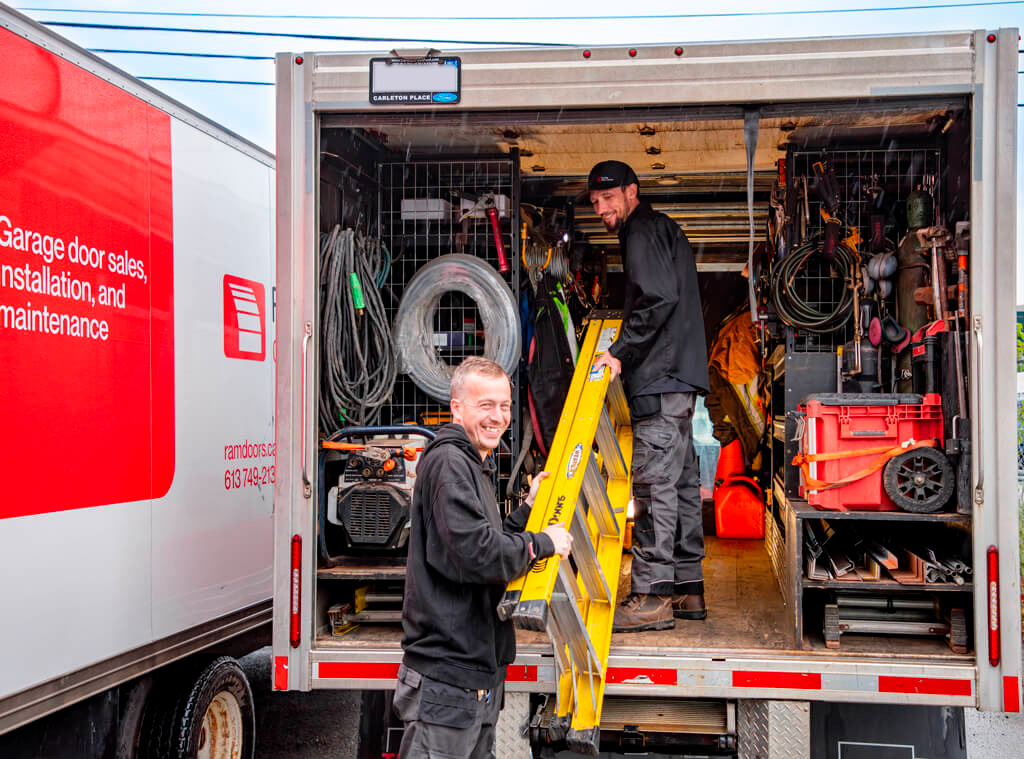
0, 2, 275, 736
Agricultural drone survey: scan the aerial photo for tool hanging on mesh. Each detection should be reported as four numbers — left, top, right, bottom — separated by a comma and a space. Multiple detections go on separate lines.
319, 225, 396, 431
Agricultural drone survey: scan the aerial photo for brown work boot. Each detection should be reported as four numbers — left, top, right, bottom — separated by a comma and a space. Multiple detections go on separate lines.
612, 592, 674, 632
672, 592, 707, 620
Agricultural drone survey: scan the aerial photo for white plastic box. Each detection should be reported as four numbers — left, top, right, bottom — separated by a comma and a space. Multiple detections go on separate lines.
400, 198, 453, 220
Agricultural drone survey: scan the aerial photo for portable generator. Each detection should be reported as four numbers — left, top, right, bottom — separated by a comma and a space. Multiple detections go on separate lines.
318, 426, 434, 562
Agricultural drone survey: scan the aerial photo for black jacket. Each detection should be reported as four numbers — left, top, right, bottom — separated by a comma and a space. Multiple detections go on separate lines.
609, 201, 709, 397
401, 424, 555, 690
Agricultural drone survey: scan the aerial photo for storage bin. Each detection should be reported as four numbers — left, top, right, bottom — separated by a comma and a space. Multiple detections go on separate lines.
796, 393, 943, 511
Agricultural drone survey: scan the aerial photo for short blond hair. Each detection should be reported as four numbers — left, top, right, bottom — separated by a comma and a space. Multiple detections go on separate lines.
449, 357, 509, 401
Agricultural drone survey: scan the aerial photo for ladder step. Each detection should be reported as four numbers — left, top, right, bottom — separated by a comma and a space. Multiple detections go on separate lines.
569, 499, 611, 605
582, 454, 620, 539
551, 565, 601, 676
607, 377, 630, 426
595, 407, 627, 481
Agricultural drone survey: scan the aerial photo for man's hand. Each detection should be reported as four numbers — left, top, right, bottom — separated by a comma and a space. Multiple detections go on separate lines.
526, 470, 550, 507
542, 524, 573, 559
591, 351, 621, 380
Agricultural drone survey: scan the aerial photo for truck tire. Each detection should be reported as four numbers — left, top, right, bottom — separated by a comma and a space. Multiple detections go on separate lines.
116, 675, 155, 759
140, 656, 254, 759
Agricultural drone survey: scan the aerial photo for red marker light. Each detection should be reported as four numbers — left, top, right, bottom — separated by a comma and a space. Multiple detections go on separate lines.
986, 33, 996, 43
582, 49, 591, 59
295, 56, 304, 64
987, 546, 1001, 666
674, 47, 684, 56
290, 535, 302, 648
628, 48, 637, 57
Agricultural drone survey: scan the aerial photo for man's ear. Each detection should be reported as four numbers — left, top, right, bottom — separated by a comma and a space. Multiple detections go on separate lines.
624, 183, 639, 203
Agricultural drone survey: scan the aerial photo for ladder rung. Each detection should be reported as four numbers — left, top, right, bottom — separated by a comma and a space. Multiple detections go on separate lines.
552, 566, 601, 676
569, 499, 611, 605
582, 454, 620, 538
596, 407, 627, 480
607, 377, 630, 426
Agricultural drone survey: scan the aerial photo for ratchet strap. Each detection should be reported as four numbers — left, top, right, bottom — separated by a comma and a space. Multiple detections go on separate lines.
792, 438, 938, 491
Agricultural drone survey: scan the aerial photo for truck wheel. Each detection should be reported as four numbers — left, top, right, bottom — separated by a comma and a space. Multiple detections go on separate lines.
141, 656, 254, 759
116, 676, 154, 759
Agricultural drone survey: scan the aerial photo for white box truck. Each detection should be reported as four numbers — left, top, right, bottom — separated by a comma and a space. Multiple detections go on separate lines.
0, 4, 275, 757
273, 30, 1021, 755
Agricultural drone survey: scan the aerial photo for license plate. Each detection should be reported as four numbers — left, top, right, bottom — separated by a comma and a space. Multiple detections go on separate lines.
369, 56, 460, 105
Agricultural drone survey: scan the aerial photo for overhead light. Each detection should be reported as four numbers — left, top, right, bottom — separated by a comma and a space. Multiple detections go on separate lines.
650, 162, 666, 170
655, 175, 682, 186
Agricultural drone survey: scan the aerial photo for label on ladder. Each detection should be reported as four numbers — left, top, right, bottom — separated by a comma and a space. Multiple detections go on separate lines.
566, 444, 584, 479
595, 327, 617, 354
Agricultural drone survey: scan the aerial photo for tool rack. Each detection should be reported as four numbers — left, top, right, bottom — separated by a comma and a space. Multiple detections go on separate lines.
765, 146, 973, 654
376, 154, 522, 509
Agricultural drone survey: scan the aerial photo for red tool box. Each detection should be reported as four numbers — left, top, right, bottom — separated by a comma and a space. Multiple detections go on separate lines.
795, 393, 944, 511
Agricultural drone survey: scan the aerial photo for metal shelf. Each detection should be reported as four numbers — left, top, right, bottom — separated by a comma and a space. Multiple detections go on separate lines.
790, 498, 970, 522
803, 578, 972, 592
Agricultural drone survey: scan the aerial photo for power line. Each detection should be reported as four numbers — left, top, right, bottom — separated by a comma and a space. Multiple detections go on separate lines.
19, 1, 1024, 21
93, 48, 273, 60
39, 20, 569, 46
138, 75, 273, 85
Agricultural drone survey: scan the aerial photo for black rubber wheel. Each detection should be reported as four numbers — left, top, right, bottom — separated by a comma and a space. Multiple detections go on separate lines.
882, 447, 954, 513
116, 676, 155, 759
140, 656, 254, 759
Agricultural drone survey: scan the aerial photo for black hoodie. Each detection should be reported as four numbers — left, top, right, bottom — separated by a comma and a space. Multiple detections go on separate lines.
400, 424, 555, 690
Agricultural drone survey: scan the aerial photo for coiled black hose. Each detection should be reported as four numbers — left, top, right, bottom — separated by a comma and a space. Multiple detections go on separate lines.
770, 232, 857, 334
319, 226, 396, 432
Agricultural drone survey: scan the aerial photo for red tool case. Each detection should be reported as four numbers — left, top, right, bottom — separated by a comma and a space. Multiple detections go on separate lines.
796, 393, 944, 511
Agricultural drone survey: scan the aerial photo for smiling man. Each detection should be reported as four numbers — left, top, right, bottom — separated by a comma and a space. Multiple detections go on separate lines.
395, 356, 572, 758
589, 160, 710, 633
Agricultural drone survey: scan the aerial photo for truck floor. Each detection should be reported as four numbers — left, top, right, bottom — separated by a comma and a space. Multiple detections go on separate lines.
317, 536, 971, 661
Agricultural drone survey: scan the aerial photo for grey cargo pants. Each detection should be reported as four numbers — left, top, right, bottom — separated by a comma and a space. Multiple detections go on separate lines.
393, 664, 504, 759
629, 392, 705, 596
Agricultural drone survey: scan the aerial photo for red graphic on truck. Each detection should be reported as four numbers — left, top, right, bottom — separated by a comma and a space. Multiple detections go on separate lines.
0, 27, 175, 518
223, 275, 266, 361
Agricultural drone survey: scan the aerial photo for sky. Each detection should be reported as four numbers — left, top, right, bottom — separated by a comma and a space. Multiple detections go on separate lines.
9, 0, 1024, 298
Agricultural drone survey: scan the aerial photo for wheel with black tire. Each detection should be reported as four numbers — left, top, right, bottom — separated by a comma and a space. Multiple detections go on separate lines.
140, 656, 254, 759
882, 447, 954, 513
117, 676, 155, 759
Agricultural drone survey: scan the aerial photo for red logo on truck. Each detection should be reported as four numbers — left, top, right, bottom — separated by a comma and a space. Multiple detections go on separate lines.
0, 28, 175, 518
223, 275, 266, 361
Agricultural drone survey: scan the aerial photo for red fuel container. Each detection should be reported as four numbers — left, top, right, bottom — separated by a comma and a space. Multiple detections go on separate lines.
797, 393, 943, 511
714, 475, 765, 539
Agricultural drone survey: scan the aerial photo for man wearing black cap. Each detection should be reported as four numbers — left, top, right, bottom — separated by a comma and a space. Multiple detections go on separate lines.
589, 160, 710, 632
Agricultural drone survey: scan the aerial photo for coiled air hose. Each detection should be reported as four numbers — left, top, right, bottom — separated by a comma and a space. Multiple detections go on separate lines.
319, 226, 396, 431
770, 232, 857, 334
393, 254, 521, 402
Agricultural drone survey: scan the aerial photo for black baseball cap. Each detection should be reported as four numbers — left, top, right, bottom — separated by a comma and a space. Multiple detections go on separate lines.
587, 160, 639, 191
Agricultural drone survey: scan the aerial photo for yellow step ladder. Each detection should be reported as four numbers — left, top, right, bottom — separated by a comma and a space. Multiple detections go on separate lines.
499, 315, 632, 755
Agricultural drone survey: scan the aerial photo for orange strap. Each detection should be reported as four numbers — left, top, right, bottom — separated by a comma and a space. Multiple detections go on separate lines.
792, 439, 938, 492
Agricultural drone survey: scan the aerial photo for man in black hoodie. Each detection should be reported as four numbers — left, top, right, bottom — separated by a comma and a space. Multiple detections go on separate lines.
590, 160, 710, 633
395, 356, 572, 758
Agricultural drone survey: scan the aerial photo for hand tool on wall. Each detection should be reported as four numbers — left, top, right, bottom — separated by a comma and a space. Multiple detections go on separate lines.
485, 197, 511, 274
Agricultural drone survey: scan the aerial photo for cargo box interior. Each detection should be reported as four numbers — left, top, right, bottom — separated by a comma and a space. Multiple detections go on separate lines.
310, 96, 975, 663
